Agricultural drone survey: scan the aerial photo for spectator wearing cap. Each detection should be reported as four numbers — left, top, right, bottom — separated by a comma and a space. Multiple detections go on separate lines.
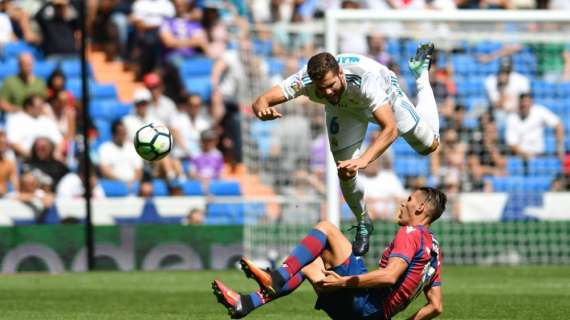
506, 93, 565, 161
188, 129, 223, 183
34, 0, 79, 59
170, 93, 212, 159
484, 58, 530, 115
0, 52, 47, 113
123, 88, 152, 141
143, 73, 177, 126
6, 95, 63, 159
0, 0, 16, 45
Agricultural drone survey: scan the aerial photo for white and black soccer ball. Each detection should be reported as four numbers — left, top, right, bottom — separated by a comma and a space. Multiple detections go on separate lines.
134, 123, 172, 161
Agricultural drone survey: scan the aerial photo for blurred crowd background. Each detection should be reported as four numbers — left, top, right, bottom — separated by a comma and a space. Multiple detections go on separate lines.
0, 0, 569, 225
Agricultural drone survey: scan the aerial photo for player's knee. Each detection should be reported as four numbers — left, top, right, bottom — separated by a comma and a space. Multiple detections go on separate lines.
433, 303, 443, 316
419, 138, 439, 155
314, 221, 336, 236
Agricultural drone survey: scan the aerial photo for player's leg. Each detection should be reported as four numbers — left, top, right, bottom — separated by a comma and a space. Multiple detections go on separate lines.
408, 42, 440, 155
325, 107, 374, 256
240, 221, 352, 296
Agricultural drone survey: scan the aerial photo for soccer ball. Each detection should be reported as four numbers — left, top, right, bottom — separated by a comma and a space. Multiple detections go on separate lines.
134, 123, 172, 161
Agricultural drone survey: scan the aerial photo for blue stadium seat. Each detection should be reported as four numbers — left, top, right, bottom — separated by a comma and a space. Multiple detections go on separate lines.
34, 61, 56, 79
489, 176, 553, 192
184, 76, 211, 100
152, 179, 169, 196
267, 57, 284, 76
180, 57, 214, 77
91, 84, 117, 100
394, 157, 429, 178
182, 180, 203, 196
93, 119, 111, 142
0, 61, 17, 80
528, 157, 561, 176
452, 55, 477, 76
208, 180, 241, 196
392, 138, 416, 156
100, 179, 130, 197
2, 41, 38, 59
506, 157, 525, 175
206, 203, 244, 224
61, 60, 93, 78
253, 38, 273, 57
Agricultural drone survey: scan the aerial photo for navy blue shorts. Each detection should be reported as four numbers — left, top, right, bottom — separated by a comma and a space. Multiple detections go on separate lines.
314, 254, 386, 320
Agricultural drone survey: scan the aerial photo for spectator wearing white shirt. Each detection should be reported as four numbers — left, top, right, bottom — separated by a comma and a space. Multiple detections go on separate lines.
98, 121, 143, 186
360, 155, 406, 221
122, 88, 153, 141
6, 95, 63, 159
170, 93, 212, 159
485, 59, 530, 114
506, 93, 565, 161
56, 156, 105, 199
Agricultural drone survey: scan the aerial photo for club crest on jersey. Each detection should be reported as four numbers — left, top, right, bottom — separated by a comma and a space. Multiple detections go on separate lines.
406, 226, 416, 234
290, 79, 302, 93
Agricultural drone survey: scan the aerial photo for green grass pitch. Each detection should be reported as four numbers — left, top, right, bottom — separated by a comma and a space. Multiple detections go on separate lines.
0, 266, 568, 319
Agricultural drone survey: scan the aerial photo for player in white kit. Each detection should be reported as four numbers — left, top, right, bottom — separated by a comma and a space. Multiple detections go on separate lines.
251, 43, 440, 256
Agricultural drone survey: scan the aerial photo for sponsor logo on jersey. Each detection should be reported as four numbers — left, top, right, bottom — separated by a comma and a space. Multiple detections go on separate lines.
290, 78, 302, 93
406, 226, 416, 234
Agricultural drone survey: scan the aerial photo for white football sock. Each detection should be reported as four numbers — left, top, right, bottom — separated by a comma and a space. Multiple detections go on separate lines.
414, 72, 440, 136
339, 175, 369, 222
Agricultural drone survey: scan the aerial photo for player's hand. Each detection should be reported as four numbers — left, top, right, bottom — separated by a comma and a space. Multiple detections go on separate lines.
255, 107, 282, 121
337, 159, 367, 180
316, 270, 347, 290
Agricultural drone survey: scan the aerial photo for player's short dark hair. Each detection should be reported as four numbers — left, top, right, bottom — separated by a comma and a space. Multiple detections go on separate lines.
418, 187, 447, 223
307, 52, 339, 81
111, 120, 124, 136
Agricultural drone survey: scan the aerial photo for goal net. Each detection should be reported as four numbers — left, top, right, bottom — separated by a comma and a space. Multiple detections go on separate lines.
241, 10, 570, 267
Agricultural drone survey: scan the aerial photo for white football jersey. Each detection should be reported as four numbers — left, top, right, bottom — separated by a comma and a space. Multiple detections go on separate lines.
279, 53, 396, 123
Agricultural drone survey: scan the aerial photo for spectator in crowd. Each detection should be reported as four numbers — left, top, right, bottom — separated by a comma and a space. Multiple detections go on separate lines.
361, 154, 406, 221
0, 1, 16, 45
91, 0, 123, 62
0, 53, 47, 112
6, 95, 63, 159
47, 90, 76, 148
269, 103, 311, 191
0, 129, 19, 197
551, 153, 570, 191
429, 49, 456, 119
442, 104, 472, 143
143, 72, 177, 126
272, 9, 314, 60
46, 69, 75, 108
123, 88, 152, 140
15, 171, 55, 223
23, 137, 69, 192
184, 207, 205, 225
432, 128, 468, 193
34, 0, 79, 59
366, 31, 391, 66
338, 0, 367, 54
129, 0, 175, 79
0, 0, 38, 44
505, 93, 565, 161
478, 42, 570, 82
98, 121, 143, 187
484, 58, 530, 115
467, 113, 505, 191
56, 155, 105, 199
159, 0, 208, 67
170, 93, 212, 160
200, 2, 233, 60
189, 129, 223, 186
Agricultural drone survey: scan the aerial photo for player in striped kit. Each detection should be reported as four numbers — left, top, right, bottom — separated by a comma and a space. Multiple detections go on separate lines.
251, 43, 440, 256
213, 187, 446, 319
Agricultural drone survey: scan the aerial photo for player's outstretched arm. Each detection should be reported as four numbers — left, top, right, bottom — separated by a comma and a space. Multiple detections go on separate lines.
407, 286, 443, 320
251, 86, 287, 121
337, 103, 398, 175
316, 257, 407, 289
